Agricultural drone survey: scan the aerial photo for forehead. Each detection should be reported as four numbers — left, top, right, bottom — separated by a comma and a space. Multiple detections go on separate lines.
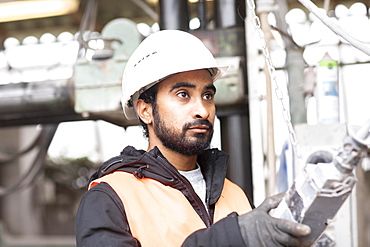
157, 69, 213, 92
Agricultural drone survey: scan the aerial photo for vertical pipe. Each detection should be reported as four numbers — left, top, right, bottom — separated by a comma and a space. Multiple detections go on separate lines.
197, 0, 207, 30
287, 49, 307, 125
246, 5, 266, 204
274, 0, 307, 125
214, 0, 252, 201
159, 0, 189, 31
220, 113, 253, 202
215, 0, 245, 28
260, 12, 276, 196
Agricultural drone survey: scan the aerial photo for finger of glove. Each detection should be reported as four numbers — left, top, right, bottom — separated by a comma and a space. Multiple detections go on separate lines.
275, 218, 311, 237
259, 193, 285, 212
273, 230, 302, 247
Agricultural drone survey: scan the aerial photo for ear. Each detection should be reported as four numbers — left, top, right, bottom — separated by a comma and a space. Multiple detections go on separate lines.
136, 99, 153, 124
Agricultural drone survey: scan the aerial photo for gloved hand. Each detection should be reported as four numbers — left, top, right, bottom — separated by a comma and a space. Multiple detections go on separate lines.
238, 193, 311, 247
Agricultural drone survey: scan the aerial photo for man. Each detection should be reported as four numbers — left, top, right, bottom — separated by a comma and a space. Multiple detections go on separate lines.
75, 30, 310, 246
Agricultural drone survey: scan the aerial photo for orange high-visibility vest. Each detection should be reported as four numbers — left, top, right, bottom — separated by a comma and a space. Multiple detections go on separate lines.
90, 171, 252, 247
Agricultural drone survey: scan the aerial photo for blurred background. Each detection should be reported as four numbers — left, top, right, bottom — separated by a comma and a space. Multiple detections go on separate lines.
0, 0, 369, 246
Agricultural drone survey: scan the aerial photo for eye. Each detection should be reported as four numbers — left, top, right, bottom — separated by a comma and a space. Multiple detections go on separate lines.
177, 91, 189, 99
203, 92, 214, 100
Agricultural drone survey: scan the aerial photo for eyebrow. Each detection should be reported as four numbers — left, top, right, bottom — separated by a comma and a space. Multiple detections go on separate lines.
170, 82, 216, 93
170, 82, 195, 92
206, 84, 217, 93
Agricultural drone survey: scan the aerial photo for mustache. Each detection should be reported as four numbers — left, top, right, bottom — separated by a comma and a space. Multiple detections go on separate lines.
183, 119, 213, 130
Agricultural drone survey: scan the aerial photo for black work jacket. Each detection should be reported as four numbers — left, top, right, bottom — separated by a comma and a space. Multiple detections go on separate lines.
75, 146, 248, 246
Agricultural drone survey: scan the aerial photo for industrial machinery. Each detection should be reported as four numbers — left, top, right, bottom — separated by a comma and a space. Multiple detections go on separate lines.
272, 119, 370, 246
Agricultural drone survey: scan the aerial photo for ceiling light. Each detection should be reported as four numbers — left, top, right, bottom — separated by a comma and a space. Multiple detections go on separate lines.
146, 0, 213, 3
0, 0, 79, 22
188, 0, 214, 3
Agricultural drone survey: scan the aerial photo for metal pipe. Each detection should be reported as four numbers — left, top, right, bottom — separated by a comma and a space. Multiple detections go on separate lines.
220, 112, 253, 201
0, 79, 73, 115
197, 0, 207, 30
214, 0, 245, 28
159, 0, 189, 31
0, 79, 80, 127
273, 0, 307, 125
259, 11, 276, 196
214, 0, 251, 200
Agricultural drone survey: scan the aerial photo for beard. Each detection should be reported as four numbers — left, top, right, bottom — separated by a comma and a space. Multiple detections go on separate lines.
153, 106, 214, 156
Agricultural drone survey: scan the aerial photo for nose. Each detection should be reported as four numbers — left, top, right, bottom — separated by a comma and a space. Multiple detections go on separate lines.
192, 98, 211, 120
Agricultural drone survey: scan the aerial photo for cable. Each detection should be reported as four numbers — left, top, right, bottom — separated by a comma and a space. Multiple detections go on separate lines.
129, 0, 158, 21
0, 128, 43, 165
298, 0, 370, 56
78, 0, 98, 47
0, 124, 58, 197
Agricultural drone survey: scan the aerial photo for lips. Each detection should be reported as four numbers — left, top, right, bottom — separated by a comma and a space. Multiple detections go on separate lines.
184, 120, 213, 134
187, 125, 209, 133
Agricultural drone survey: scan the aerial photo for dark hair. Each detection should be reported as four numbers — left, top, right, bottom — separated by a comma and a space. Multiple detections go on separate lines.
138, 84, 159, 138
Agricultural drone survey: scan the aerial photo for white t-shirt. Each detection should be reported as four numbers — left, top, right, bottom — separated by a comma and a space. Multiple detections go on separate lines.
179, 165, 208, 213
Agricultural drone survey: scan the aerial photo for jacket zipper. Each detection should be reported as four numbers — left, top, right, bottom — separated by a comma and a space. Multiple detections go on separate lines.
101, 158, 123, 174
157, 155, 212, 227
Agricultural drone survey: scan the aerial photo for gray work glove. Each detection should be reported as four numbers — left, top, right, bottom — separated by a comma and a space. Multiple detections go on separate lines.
238, 193, 311, 247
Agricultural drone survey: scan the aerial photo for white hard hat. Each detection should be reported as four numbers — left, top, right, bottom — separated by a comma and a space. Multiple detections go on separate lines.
121, 29, 228, 120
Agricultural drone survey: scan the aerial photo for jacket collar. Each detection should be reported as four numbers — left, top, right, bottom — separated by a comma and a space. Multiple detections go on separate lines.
89, 146, 229, 206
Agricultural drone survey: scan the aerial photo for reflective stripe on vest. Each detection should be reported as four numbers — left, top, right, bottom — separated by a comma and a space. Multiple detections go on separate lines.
90, 171, 252, 247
